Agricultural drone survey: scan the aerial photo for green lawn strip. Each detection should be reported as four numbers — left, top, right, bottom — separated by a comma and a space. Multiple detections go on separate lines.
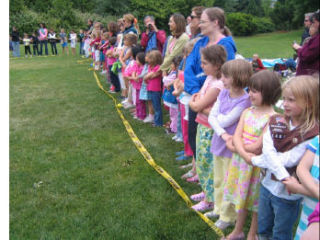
10, 54, 220, 239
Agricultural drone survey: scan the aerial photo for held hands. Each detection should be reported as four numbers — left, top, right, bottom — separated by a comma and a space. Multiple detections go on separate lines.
282, 176, 300, 194
226, 138, 236, 152
221, 133, 232, 142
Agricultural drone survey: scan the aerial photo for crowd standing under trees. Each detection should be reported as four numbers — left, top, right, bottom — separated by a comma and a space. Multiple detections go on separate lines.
10, 4, 320, 240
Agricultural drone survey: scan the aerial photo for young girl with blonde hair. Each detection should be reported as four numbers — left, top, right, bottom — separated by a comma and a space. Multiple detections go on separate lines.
251, 75, 319, 240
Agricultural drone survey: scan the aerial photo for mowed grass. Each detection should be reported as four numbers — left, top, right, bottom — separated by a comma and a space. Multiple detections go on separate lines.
10, 31, 300, 239
235, 29, 302, 58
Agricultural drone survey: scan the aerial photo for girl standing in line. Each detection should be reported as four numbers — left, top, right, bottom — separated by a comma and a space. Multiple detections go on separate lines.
48, 29, 58, 55
283, 135, 319, 240
143, 50, 163, 126
188, 45, 226, 211
251, 75, 319, 240
119, 33, 138, 107
223, 70, 282, 240
162, 55, 183, 134
70, 30, 77, 56
206, 59, 253, 230
59, 29, 69, 56
131, 52, 147, 120
23, 33, 32, 57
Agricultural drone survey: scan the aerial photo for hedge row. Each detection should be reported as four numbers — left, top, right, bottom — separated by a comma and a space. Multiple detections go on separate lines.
227, 12, 275, 36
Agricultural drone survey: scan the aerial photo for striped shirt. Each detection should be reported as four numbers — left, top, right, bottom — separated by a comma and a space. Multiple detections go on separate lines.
295, 135, 319, 240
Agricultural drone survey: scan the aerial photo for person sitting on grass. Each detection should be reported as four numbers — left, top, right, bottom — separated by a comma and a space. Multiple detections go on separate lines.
251, 53, 265, 73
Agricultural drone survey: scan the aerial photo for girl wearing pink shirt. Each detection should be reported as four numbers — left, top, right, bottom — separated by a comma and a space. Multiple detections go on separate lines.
131, 52, 146, 120
143, 50, 163, 126
188, 45, 226, 212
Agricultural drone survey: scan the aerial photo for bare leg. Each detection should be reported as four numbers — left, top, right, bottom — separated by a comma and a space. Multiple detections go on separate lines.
247, 212, 258, 240
225, 209, 247, 239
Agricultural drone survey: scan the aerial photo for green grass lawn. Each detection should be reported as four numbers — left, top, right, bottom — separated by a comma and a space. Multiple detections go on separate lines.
10, 31, 301, 239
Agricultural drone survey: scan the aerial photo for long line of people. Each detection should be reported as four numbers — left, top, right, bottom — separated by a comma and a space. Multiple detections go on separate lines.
12, 6, 320, 240
83, 8, 319, 240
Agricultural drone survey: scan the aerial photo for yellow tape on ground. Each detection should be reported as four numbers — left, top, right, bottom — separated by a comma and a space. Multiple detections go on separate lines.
92, 71, 225, 238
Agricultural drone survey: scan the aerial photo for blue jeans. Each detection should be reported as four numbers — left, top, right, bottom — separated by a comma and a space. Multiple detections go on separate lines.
39, 40, 48, 55
258, 185, 301, 240
12, 41, 20, 57
176, 107, 182, 138
80, 42, 84, 55
149, 91, 162, 126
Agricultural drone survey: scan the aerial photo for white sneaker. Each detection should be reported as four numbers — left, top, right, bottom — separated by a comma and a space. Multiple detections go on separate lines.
100, 70, 107, 75
143, 115, 154, 123
175, 137, 183, 142
172, 135, 178, 140
204, 210, 219, 219
121, 98, 128, 104
214, 219, 234, 230
123, 102, 135, 109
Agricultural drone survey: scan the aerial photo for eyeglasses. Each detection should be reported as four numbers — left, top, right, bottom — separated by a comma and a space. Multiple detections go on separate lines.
199, 20, 210, 24
190, 15, 198, 20
304, 19, 310, 22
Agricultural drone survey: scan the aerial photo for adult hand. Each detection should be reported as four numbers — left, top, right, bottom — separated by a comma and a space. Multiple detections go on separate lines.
292, 43, 301, 51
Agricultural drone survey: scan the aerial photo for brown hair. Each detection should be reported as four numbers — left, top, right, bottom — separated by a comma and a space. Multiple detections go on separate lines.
171, 13, 186, 37
192, 6, 205, 18
124, 33, 137, 46
282, 75, 319, 134
108, 22, 119, 36
147, 50, 163, 66
204, 7, 231, 36
249, 70, 282, 105
201, 45, 227, 78
221, 59, 253, 88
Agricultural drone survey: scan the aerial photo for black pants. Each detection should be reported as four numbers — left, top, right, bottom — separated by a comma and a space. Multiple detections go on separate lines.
50, 42, 58, 55
109, 65, 120, 92
188, 107, 198, 157
33, 44, 39, 55
24, 46, 31, 55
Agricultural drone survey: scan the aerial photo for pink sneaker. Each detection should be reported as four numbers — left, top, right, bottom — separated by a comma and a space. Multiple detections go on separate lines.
191, 201, 214, 212
190, 192, 205, 202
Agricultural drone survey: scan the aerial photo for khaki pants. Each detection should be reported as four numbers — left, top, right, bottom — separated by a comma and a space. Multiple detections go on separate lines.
213, 155, 236, 222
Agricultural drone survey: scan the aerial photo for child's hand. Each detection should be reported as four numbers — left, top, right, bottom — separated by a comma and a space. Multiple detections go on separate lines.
282, 176, 300, 194
226, 138, 236, 152
221, 133, 232, 142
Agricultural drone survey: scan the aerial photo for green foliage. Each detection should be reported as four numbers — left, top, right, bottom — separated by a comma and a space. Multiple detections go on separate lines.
129, 0, 214, 32
227, 12, 256, 36
270, 0, 296, 30
269, 0, 319, 30
252, 16, 275, 33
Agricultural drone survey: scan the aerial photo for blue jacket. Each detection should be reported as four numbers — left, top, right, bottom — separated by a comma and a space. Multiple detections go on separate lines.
184, 36, 237, 95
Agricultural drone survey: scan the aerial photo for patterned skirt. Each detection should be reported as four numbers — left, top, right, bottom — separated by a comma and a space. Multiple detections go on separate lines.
223, 153, 261, 212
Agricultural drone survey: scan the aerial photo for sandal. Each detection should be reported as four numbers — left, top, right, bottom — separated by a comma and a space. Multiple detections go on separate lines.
187, 174, 199, 183
190, 192, 205, 202
221, 232, 245, 240
181, 170, 195, 179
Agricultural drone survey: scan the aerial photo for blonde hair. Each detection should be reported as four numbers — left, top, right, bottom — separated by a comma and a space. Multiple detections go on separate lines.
183, 38, 200, 57
221, 59, 253, 88
124, 33, 137, 46
282, 75, 319, 134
